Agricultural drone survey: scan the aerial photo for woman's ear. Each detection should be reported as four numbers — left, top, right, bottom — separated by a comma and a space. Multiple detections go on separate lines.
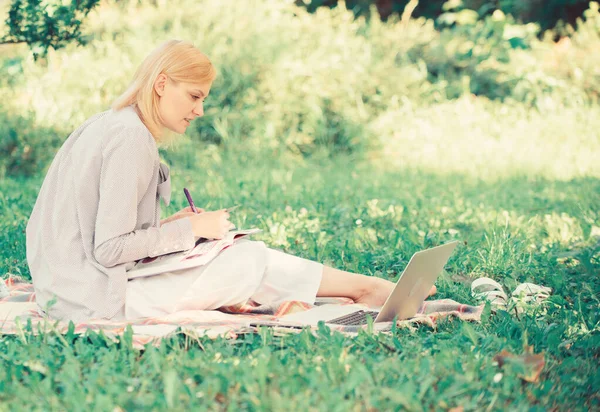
154, 73, 168, 97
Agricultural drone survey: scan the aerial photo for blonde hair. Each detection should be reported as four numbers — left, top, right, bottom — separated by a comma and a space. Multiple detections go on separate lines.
112, 40, 217, 143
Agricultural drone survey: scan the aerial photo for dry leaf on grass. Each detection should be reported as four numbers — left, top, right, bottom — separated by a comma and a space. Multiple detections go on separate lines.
494, 348, 545, 383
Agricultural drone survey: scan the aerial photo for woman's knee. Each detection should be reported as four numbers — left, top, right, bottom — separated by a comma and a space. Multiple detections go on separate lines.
231, 240, 268, 289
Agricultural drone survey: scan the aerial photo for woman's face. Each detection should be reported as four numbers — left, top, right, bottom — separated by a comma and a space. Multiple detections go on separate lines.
154, 73, 212, 134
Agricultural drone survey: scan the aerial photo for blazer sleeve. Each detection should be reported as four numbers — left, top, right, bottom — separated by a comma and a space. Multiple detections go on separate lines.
92, 128, 195, 268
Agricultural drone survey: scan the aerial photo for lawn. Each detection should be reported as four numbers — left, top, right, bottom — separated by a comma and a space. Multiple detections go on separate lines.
1, 144, 598, 409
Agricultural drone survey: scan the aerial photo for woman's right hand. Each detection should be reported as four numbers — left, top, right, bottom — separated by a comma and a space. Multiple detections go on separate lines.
188, 209, 235, 239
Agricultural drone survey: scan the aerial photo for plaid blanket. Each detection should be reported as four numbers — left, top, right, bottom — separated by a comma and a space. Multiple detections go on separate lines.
1, 275, 483, 349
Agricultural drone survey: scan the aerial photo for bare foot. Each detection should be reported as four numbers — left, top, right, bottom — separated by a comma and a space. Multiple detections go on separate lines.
355, 278, 437, 308
354, 277, 394, 307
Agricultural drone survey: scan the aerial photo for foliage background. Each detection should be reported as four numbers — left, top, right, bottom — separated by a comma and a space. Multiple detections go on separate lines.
1, 0, 599, 179
299, 0, 594, 32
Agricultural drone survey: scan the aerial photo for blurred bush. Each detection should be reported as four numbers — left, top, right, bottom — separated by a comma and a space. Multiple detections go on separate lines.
0, 0, 599, 177
0, 107, 62, 178
298, 0, 592, 32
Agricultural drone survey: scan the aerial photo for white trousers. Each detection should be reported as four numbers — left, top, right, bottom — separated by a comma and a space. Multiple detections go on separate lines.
124, 240, 324, 320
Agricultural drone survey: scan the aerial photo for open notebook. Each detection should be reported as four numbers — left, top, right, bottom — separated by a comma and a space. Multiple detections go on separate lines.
126, 228, 261, 280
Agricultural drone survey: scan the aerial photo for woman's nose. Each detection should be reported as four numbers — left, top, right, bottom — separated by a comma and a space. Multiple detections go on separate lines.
193, 102, 204, 117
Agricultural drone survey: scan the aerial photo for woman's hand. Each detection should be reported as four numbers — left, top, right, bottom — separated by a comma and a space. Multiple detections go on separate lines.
188, 209, 235, 239
160, 206, 205, 227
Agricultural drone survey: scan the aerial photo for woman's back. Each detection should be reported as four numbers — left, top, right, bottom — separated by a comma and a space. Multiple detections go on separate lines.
26, 106, 161, 321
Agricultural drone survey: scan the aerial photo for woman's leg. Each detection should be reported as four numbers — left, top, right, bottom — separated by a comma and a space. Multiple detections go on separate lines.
251, 245, 437, 308
126, 240, 268, 318
317, 265, 437, 308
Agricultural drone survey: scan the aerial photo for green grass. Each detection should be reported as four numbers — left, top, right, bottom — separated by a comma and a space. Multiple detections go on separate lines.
1, 149, 598, 410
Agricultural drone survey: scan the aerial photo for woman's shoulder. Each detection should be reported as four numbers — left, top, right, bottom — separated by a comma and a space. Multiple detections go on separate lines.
99, 106, 157, 153
106, 106, 150, 135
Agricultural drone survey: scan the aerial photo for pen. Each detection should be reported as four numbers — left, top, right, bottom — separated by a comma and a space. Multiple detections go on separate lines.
183, 188, 199, 213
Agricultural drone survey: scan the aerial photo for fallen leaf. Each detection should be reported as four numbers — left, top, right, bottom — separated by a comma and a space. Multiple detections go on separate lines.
215, 392, 227, 403
494, 349, 545, 383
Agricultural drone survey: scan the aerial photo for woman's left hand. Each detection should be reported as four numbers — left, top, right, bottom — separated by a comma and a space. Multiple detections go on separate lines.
160, 206, 205, 227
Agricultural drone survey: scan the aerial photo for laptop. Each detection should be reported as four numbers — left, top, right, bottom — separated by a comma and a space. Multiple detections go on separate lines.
250, 241, 459, 329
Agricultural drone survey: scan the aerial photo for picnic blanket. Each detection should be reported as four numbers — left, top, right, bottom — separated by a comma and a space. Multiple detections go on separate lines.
0, 275, 483, 349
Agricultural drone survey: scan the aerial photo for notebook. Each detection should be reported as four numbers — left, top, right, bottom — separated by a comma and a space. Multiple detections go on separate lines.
126, 228, 261, 279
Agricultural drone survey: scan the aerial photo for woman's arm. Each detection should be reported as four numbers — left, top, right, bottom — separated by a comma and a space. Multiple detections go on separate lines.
94, 220, 194, 267
91, 129, 195, 268
160, 207, 205, 227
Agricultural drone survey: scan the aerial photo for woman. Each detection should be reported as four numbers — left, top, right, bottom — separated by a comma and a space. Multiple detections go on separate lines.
26, 40, 435, 322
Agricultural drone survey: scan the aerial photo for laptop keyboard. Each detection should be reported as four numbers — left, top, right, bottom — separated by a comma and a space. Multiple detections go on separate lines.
327, 310, 380, 325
